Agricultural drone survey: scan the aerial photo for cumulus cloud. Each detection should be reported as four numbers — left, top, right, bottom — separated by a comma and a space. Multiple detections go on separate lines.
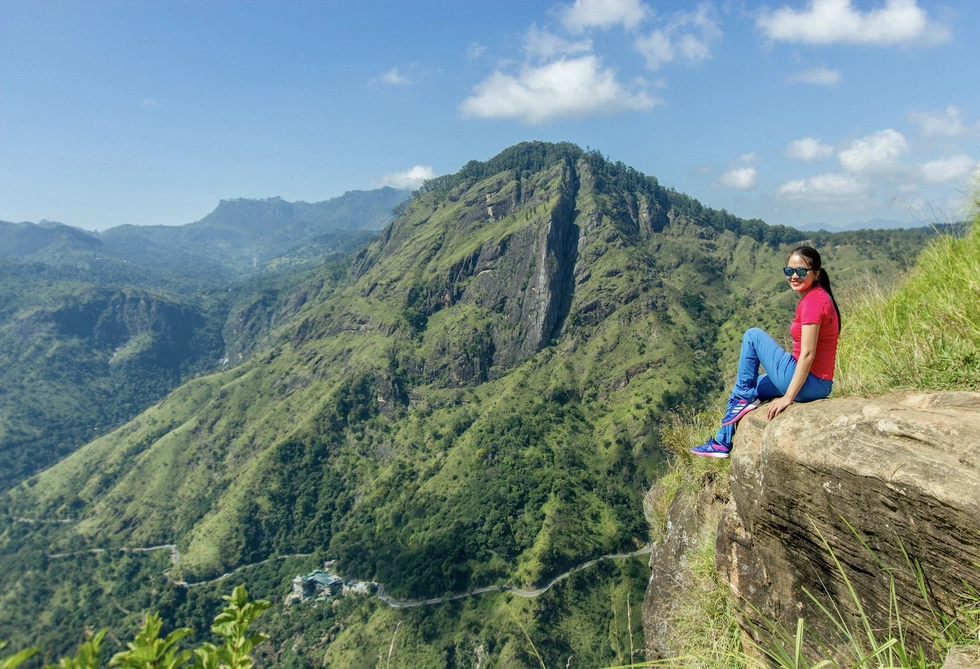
459, 55, 657, 123
720, 167, 758, 190
635, 4, 721, 70
918, 154, 978, 184
786, 137, 834, 161
523, 26, 592, 60
757, 0, 950, 46
777, 172, 866, 199
379, 165, 435, 190
789, 67, 841, 86
838, 128, 908, 174
910, 106, 978, 137
561, 0, 648, 33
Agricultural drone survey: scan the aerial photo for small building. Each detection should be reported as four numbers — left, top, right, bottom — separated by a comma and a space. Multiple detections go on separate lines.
291, 569, 343, 601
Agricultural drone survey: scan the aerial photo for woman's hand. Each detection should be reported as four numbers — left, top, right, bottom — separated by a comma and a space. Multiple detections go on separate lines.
769, 322, 820, 420
767, 396, 794, 420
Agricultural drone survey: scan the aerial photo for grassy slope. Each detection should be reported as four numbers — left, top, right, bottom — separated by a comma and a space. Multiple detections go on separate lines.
0, 148, 943, 666
836, 215, 980, 393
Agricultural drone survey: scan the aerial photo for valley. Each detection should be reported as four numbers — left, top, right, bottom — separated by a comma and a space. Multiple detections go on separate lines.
0, 142, 942, 667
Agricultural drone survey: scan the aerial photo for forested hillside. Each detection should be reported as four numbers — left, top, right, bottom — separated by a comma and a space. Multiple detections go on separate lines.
0, 189, 405, 492
0, 143, 939, 667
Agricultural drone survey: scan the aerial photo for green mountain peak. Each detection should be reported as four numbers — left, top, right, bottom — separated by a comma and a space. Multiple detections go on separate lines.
0, 143, 939, 665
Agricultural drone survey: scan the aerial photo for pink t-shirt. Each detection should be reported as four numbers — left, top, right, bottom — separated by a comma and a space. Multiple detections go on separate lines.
791, 286, 839, 380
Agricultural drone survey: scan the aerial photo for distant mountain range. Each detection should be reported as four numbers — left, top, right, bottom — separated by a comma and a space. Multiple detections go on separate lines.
0, 187, 411, 494
798, 217, 932, 232
1, 187, 411, 280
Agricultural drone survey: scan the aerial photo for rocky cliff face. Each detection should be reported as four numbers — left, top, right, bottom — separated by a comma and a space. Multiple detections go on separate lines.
644, 392, 980, 664
719, 391, 980, 661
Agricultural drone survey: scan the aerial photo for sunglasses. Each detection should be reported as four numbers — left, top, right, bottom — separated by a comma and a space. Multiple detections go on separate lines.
783, 267, 811, 278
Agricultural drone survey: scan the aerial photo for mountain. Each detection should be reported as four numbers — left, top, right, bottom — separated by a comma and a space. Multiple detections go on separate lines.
98, 188, 409, 277
2, 187, 409, 286
0, 189, 407, 495
0, 219, 102, 260
799, 217, 927, 232
0, 143, 937, 666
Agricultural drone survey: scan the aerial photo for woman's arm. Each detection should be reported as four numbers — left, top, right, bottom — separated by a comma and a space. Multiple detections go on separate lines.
766, 322, 820, 420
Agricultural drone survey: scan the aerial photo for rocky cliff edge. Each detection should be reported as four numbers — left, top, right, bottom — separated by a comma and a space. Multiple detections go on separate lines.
645, 391, 980, 665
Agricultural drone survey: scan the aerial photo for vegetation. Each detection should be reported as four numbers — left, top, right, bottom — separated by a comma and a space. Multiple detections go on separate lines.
0, 585, 269, 669
0, 190, 390, 493
0, 143, 952, 667
836, 213, 980, 394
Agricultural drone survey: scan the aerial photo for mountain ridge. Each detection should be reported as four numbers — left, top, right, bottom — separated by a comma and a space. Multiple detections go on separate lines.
0, 142, 942, 666
0, 188, 409, 495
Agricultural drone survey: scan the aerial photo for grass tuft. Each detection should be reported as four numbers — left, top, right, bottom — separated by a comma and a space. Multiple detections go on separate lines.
836, 212, 980, 395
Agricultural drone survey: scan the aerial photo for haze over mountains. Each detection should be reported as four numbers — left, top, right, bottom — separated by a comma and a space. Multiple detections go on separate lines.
0, 187, 408, 493
1, 187, 410, 279
797, 217, 930, 232
0, 143, 942, 666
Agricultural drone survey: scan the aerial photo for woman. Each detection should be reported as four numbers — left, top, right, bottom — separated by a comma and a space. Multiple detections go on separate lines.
691, 246, 842, 458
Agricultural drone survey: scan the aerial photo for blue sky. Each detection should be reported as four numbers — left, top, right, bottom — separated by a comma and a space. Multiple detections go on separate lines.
2, 0, 978, 231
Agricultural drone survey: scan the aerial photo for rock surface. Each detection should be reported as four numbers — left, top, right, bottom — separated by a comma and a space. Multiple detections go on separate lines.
642, 475, 728, 660
718, 391, 980, 662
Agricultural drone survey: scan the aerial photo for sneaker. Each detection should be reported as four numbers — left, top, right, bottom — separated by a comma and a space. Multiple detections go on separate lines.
721, 397, 761, 426
690, 438, 730, 459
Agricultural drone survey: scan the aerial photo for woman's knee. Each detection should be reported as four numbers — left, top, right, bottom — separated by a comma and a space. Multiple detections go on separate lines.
742, 327, 770, 347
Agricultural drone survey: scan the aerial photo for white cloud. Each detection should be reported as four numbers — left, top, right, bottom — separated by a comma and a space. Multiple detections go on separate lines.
838, 128, 908, 174
466, 42, 487, 60
141, 98, 159, 107
786, 137, 834, 161
370, 67, 415, 87
910, 106, 978, 137
777, 172, 866, 199
379, 166, 435, 190
720, 167, 758, 190
523, 26, 592, 60
635, 4, 721, 70
561, 0, 649, 33
757, 0, 950, 46
789, 67, 841, 85
918, 154, 977, 184
459, 55, 658, 124
634, 31, 672, 69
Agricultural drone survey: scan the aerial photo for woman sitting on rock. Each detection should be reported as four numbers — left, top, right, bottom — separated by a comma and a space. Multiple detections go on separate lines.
691, 245, 842, 458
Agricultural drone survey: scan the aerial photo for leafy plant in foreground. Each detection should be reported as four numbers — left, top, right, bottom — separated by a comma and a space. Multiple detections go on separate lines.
47, 630, 106, 669
110, 614, 191, 668
191, 585, 271, 669
0, 640, 37, 669
0, 585, 268, 669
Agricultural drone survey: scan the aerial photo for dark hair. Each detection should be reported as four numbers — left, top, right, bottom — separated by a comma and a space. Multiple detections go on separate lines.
788, 246, 842, 332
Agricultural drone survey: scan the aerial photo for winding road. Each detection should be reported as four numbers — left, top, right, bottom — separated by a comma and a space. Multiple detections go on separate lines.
375, 543, 653, 608
32, 514, 652, 609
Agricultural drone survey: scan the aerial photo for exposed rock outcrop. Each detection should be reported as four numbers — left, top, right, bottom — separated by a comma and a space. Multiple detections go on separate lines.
643, 473, 729, 660
718, 392, 980, 663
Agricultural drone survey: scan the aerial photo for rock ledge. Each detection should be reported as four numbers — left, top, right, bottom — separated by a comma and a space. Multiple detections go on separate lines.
717, 391, 980, 661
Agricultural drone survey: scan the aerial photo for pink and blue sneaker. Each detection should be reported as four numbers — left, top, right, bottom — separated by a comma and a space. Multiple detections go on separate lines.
690, 437, 731, 459
721, 397, 761, 426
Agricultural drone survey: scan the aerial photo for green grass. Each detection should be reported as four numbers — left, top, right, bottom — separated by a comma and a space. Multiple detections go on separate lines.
835, 211, 980, 395
642, 408, 723, 544
630, 409, 743, 669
